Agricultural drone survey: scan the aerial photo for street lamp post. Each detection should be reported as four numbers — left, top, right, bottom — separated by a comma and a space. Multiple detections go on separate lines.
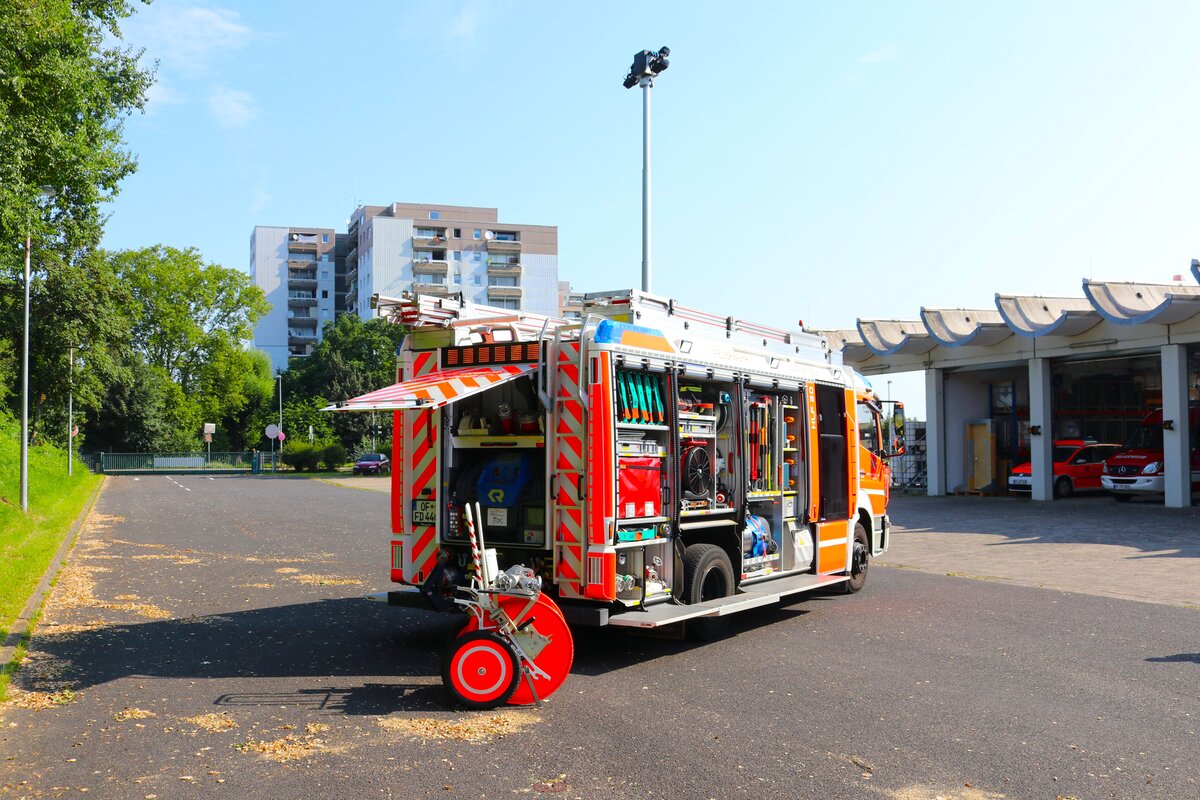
68, 345, 75, 477
623, 46, 670, 294
20, 186, 56, 513
277, 373, 284, 455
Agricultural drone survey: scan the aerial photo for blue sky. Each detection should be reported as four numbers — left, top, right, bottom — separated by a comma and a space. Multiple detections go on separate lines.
102, 1, 1200, 416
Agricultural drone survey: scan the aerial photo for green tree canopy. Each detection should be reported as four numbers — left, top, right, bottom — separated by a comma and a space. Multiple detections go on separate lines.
109, 245, 270, 392
0, 0, 153, 258
287, 314, 407, 448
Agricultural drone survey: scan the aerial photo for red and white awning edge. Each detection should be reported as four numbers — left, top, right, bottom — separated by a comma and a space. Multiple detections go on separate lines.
324, 363, 535, 412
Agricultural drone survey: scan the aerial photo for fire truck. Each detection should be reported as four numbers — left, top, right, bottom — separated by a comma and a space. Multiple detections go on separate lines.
332, 289, 904, 708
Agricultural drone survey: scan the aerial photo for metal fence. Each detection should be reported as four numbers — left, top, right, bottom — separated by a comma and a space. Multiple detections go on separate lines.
890, 421, 928, 493
91, 451, 265, 475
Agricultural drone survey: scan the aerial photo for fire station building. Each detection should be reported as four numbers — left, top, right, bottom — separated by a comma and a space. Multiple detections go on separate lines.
821, 265, 1200, 508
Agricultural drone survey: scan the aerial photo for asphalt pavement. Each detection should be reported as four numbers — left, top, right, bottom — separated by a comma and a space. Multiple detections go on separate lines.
1, 475, 1198, 799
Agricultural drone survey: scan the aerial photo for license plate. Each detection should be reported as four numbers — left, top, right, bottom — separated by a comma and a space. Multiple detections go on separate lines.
411, 500, 436, 526
1009, 478, 1029, 485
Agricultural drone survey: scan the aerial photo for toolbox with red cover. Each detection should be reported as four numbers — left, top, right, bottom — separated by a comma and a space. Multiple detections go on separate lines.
617, 456, 663, 519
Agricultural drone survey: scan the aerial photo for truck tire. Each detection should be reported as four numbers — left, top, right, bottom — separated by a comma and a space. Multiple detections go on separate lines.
683, 543, 734, 605
1112, 493, 1133, 503
844, 522, 869, 593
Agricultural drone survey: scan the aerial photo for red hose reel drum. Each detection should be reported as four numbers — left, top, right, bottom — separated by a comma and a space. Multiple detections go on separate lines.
458, 593, 574, 706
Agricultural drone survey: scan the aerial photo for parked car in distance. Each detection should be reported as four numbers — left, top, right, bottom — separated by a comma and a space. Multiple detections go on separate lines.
1008, 439, 1120, 498
352, 453, 390, 475
1102, 404, 1200, 501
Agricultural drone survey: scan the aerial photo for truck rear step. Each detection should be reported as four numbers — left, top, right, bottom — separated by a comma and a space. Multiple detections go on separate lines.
607, 573, 847, 628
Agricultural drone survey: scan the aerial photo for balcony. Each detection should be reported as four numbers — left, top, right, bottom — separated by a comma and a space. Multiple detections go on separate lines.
412, 281, 450, 295
287, 239, 318, 254
487, 261, 522, 277
487, 285, 522, 299
288, 272, 317, 287
288, 295, 317, 307
486, 238, 521, 254
412, 259, 449, 276
288, 332, 317, 345
288, 311, 318, 324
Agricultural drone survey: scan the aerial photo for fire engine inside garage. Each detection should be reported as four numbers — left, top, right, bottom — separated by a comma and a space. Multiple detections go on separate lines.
822, 267, 1200, 508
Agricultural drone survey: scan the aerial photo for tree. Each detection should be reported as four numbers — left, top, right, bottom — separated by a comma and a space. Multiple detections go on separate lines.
79, 246, 270, 452
0, 0, 153, 255
287, 315, 407, 448
0, 0, 153, 441
109, 245, 269, 392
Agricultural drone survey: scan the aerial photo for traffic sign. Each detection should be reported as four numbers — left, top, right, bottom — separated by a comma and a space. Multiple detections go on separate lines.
265, 424, 280, 439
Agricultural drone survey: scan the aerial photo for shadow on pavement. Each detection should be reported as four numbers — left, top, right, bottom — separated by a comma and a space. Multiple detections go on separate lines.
890, 494, 1200, 559
23, 596, 820, 707
1145, 652, 1200, 664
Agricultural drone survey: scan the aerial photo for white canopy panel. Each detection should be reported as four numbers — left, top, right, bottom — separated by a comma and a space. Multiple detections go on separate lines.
920, 307, 1013, 348
856, 320, 936, 357
1082, 280, 1200, 326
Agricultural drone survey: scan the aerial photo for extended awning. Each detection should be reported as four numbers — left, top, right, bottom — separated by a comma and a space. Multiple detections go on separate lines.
326, 363, 535, 412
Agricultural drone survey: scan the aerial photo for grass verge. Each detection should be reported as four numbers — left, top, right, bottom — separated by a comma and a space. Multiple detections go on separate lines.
0, 412, 101, 697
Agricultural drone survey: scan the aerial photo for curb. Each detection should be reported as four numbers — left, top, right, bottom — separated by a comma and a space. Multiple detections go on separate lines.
0, 476, 106, 673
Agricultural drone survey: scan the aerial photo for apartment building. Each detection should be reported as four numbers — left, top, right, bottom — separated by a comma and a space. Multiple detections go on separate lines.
558, 281, 585, 319
344, 202, 558, 320
252, 203, 558, 372
249, 226, 343, 373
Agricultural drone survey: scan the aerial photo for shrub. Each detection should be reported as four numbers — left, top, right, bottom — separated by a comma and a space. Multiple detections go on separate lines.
282, 443, 321, 472
320, 443, 347, 471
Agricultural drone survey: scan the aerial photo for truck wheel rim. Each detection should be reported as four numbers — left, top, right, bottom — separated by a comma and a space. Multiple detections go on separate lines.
450, 639, 513, 702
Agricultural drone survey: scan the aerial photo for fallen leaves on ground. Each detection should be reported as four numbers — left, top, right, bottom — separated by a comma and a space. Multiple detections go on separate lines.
233, 733, 326, 762
874, 785, 1005, 800
131, 554, 202, 565
236, 583, 273, 589
274, 567, 301, 574
184, 713, 238, 733
114, 707, 156, 721
289, 574, 363, 586
3, 689, 78, 710
97, 600, 171, 619
376, 711, 539, 742
304, 722, 330, 734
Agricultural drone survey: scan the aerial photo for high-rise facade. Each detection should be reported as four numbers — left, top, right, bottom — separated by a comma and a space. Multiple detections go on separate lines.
250, 226, 342, 373
344, 202, 558, 319
252, 203, 558, 372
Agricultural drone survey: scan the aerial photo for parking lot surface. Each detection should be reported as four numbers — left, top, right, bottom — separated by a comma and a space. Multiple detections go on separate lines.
1, 476, 1198, 799
882, 494, 1200, 608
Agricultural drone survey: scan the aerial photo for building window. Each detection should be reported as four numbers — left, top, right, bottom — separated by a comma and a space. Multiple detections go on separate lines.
453, 251, 462, 261
473, 229, 482, 240
429, 211, 441, 220
472, 275, 482, 286
454, 272, 462, 284
473, 252, 482, 263
453, 228, 461, 238
321, 290, 328, 299
321, 233, 329, 243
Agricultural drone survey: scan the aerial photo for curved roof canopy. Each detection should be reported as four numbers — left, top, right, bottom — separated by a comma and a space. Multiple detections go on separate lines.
995, 295, 1100, 338
920, 308, 1012, 347
816, 329, 874, 362
856, 320, 936, 356
1082, 279, 1200, 326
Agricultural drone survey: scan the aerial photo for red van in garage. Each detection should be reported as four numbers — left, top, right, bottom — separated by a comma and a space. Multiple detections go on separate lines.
1007, 439, 1120, 498
1101, 405, 1200, 501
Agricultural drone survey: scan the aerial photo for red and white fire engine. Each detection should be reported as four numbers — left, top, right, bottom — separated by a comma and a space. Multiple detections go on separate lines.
332, 289, 904, 708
